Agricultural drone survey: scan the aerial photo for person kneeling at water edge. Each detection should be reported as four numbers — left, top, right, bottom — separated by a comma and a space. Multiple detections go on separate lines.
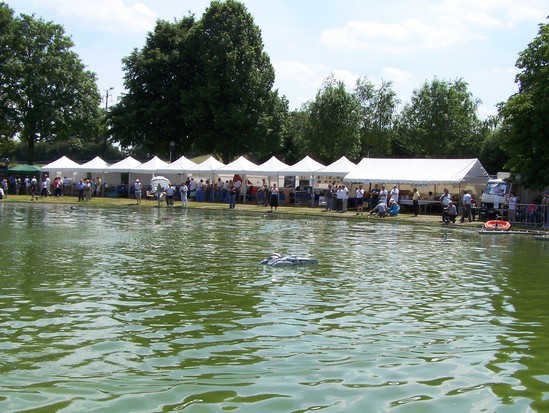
443, 201, 458, 224
370, 200, 388, 217
388, 199, 400, 216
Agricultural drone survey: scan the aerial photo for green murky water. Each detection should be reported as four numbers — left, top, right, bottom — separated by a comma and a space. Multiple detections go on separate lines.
1, 203, 548, 412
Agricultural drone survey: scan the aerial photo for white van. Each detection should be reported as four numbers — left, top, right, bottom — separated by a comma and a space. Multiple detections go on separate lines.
481, 179, 510, 208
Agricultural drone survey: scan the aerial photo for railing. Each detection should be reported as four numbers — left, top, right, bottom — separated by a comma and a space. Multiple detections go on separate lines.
483, 203, 549, 229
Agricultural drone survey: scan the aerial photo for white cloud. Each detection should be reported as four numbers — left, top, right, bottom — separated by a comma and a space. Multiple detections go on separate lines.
381, 67, 414, 84
36, 0, 157, 33
320, 18, 482, 53
434, 0, 546, 27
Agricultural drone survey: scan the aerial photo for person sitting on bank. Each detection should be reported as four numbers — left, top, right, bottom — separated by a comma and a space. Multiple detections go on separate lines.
388, 199, 400, 216
370, 200, 388, 217
443, 201, 458, 224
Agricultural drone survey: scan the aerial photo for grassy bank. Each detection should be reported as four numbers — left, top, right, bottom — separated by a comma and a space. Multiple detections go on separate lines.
1, 193, 488, 229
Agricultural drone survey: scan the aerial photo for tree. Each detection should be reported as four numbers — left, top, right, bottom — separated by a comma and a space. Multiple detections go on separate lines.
187, 0, 284, 162
0, 4, 101, 164
302, 75, 362, 163
478, 115, 508, 175
499, 22, 549, 189
110, 0, 286, 162
354, 77, 400, 157
395, 78, 484, 158
109, 17, 197, 159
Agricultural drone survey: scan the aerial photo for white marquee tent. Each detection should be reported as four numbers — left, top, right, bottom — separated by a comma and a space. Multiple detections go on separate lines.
42, 156, 80, 176
76, 156, 110, 173
216, 156, 257, 174
247, 156, 289, 176
186, 156, 225, 175
316, 156, 356, 177
281, 155, 325, 176
157, 155, 197, 174
105, 156, 142, 173
130, 156, 170, 174
344, 158, 490, 185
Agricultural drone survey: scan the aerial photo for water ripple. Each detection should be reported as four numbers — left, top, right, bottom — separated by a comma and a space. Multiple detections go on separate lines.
1, 205, 549, 412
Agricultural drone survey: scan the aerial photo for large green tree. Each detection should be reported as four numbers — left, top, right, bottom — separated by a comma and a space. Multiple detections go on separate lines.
110, 0, 286, 162
354, 77, 400, 157
109, 17, 196, 159
499, 22, 549, 189
302, 75, 362, 163
185, 0, 284, 162
0, 3, 101, 164
395, 78, 484, 158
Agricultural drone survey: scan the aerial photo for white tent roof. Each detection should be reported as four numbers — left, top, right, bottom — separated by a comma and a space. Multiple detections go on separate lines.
130, 156, 170, 174
156, 155, 197, 174
216, 156, 257, 174
186, 156, 225, 174
248, 156, 289, 175
344, 158, 490, 185
42, 156, 80, 172
75, 156, 110, 173
282, 155, 325, 176
105, 156, 142, 173
316, 156, 356, 177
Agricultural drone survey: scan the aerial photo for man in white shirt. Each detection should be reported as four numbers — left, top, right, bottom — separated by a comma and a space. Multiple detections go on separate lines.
355, 185, 365, 215
460, 190, 473, 223
390, 185, 399, 203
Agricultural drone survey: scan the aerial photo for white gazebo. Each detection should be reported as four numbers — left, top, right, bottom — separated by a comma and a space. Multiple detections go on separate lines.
156, 155, 197, 184
216, 156, 258, 202
281, 156, 326, 206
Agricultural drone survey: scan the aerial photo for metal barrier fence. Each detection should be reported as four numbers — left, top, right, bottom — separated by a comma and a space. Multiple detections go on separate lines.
483, 203, 549, 229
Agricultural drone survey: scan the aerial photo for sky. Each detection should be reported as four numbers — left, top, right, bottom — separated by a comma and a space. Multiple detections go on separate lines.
7, 0, 548, 118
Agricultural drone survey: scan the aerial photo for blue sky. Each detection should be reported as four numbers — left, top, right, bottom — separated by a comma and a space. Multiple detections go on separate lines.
8, 0, 547, 118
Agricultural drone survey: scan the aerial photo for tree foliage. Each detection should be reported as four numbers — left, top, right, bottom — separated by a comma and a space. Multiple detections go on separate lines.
110, 0, 286, 162
499, 22, 549, 189
302, 76, 362, 163
109, 17, 196, 159
0, 2, 101, 164
354, 77, 399, 157
395, 78, 484, 158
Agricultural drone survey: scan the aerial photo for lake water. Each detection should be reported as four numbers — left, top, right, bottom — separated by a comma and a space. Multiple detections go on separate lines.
1, 203, 548, 413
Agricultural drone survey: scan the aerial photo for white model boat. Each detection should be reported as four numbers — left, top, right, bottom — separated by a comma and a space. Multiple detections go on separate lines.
260, 253, 319, 267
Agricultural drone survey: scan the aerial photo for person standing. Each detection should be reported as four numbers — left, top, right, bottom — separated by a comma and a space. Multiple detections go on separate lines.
324, 184, 334, 212
461, 190, 473, 223
270, 183, 279, 212
165, 184, 175, 206
379, 185, 388, 205
355, 185, 365, 215
77, 179, 85, 202
134, 179, 142, 204
84, 179, 92, 201
30, 176, 38, 201
541, 192, 549, 229
390, 185, 399, 203
412, 187, 421, 216
180, 182, 188, 207
370, 184, 380, 209
506, 192, 517, 223
41, 177, 49, 197
341, 184, 349, 213
439, 188, 452, 222
228, 180, 237, 209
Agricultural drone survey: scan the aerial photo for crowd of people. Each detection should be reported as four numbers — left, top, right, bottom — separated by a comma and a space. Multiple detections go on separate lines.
0, 174, 103, 201
3, 173, 549, 228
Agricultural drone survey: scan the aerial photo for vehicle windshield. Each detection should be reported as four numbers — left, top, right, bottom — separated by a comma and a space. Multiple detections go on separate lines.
485, 182, 508, 196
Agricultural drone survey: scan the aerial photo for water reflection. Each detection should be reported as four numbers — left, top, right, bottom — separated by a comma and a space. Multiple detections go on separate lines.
0, 204, 548, 412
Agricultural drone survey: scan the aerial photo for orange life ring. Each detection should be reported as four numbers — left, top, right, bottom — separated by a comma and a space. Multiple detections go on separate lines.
484, 220, 511, 231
